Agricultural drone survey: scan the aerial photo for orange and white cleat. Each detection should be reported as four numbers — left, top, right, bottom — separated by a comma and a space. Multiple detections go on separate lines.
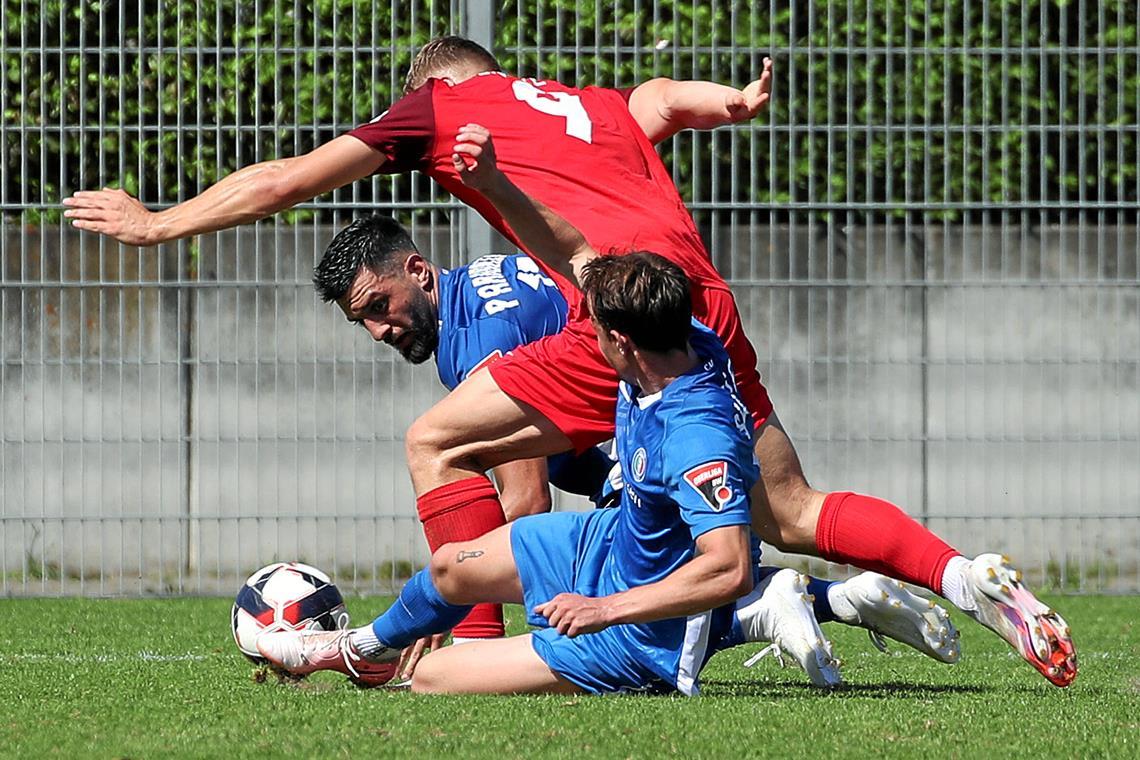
256, 628, 399, 687
964, 554, 1077, 687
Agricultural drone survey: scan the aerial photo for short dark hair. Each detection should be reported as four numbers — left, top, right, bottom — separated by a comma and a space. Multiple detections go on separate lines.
581, 252, 692, 354
313, 215, 419, 302
404, 35, 500, 93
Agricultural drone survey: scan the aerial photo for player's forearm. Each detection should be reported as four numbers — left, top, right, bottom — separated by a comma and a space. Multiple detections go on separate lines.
479, 174, 595, 287
148, 160, 305, 244
601, 537, 753, 625
662, 80, 750, 129
628, 63, 772, 144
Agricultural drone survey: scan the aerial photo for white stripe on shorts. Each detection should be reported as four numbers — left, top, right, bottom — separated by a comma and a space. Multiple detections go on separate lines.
675, 610, 713, 696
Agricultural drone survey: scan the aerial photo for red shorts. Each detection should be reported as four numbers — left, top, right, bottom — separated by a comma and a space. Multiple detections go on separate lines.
488, 285, 773, 453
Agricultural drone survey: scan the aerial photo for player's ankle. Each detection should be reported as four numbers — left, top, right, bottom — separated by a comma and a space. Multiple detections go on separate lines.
825, 581, 860, 624
349, 625, 391, 660
938, 555, 977, 612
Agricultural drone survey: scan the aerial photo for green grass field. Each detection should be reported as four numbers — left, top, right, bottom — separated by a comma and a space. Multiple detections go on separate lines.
1, 594, 1136, 758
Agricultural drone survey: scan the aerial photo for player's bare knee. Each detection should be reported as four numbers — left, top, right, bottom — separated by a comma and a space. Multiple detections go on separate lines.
409, 657, 447, 694
428, 547, 459, 601
405, 415, 445, 474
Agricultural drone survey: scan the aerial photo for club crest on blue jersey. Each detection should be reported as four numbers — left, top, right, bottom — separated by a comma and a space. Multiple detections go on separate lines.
631, 447, 648, 482
682, 461, 733, 511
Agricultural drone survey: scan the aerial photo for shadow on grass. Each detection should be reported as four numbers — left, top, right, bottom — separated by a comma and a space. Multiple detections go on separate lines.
702, 679, 988, 699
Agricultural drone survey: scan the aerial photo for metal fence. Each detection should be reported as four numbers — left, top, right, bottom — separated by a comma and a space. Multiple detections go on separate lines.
2, 1, 1138, 596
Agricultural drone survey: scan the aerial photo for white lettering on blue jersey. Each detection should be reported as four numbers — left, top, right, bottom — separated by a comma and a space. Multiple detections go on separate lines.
433, 254, 569, 391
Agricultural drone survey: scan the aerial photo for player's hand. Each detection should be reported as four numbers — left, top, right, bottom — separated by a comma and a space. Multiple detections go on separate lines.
451, 123, 503, 192
534, 593, 613, 637
726, 56, 773, 122
395, 632, 448, 680
62, 188, 159, 246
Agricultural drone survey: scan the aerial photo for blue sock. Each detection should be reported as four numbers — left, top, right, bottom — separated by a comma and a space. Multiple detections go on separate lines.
806, 575, 839, 624
371, 569, 472, 649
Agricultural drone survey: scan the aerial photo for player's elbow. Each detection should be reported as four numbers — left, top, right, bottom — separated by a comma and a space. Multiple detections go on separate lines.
654, 78, 682, 119
254, 158, 312, 212
711, 555, 753, 604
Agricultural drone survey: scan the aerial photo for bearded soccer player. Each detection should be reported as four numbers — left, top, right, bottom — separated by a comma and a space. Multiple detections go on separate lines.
310, 214, 960, 678
263, 247, 840, 693
63, 38, 1076, 685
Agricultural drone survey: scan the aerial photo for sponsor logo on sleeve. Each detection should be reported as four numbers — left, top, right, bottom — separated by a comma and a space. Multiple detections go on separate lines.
682, 461, 733, 511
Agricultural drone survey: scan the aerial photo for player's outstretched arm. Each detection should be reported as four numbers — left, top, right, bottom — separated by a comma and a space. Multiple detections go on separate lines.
61, 135, 386, 246
533, 525, 753, 637
451, 124, 596, 288
626, 57, 773, 144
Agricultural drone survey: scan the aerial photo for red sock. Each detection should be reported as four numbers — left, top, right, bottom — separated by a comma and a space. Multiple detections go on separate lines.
416, 476, 506, 638
815, 491, 960, 594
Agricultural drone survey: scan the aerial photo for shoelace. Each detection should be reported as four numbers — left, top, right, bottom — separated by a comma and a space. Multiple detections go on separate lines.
298, 631, 364, 680
743, 640, 786, 669
867, 629, 890, 654
336, 633, 365, 679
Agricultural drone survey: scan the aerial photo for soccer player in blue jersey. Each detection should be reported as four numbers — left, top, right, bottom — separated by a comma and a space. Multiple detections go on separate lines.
263, 248, 833, 693
256, 128, 957, 694
312, 217, 614, 518
312, 215, 961, 679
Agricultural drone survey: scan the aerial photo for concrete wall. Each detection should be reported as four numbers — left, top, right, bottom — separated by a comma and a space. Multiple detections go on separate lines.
2, 223, 1138, 593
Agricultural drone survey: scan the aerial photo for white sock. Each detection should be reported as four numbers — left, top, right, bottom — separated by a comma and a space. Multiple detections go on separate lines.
349, 625, 387, 659
826, 581, 860, 624
451, 636, 500, 646
938, 555, 976, 612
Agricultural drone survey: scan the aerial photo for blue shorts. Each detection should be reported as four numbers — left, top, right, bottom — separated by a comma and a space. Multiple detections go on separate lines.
510, 510, 726, 695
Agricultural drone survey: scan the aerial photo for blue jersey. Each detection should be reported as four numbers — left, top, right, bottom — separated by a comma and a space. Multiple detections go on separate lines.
435, 254, 614, 500
516, 323, 761, 694
605, 323, 760, 685
435, 254, 567, 390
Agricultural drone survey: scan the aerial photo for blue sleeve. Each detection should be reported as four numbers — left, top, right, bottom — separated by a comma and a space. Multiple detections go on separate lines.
446, 320, 533, 389
662, 422, 755, 540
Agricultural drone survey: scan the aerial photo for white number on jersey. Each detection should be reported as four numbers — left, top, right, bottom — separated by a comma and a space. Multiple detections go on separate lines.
515, 256, 557, 291
511, 79, 593, 144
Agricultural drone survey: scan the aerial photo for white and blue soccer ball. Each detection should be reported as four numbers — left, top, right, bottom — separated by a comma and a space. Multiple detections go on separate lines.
231, 561, 350, 663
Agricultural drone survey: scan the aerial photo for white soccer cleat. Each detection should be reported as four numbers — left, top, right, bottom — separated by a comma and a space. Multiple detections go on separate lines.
962, 553, 1077, 687
831, 572, 960, 663
256, 628, 399, 687
736, 568, 843, 688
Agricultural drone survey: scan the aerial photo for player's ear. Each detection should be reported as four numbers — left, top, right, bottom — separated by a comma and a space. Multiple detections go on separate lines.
611, 330, 630, 354
404, 253, 430, 287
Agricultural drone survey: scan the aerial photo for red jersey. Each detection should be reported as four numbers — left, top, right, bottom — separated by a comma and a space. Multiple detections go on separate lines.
347, 72, 730, 303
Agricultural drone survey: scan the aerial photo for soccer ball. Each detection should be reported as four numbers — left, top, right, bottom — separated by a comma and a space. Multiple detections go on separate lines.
231, 561, 350, 663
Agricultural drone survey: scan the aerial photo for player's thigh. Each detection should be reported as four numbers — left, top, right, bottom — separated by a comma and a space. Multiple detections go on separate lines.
749, 412, 826, 550
411, 634, 582, 695
406, 367, 573, 472
431, 521, 524, 605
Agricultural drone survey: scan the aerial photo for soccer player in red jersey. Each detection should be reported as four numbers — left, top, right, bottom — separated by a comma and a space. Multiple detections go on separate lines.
63, 37, 1076, 686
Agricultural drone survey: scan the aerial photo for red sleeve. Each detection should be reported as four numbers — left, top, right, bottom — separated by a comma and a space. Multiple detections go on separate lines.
611, 86, 636, 104
345, 81, 437, 175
